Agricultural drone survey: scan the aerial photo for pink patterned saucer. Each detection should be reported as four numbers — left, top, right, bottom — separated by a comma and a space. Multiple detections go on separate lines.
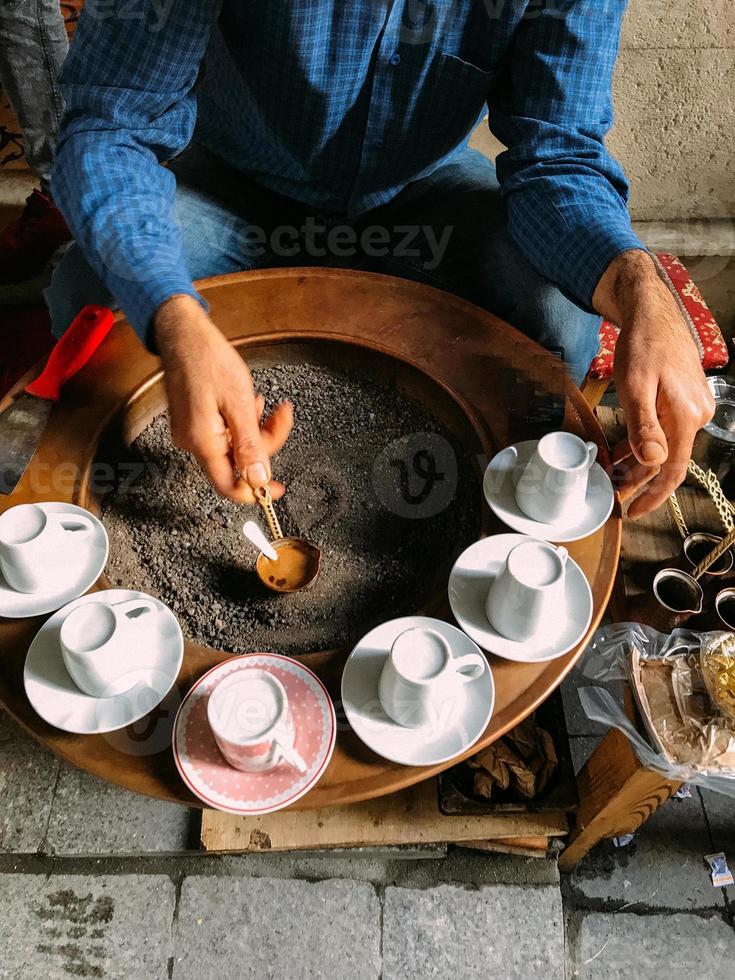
173, 654, 336, 815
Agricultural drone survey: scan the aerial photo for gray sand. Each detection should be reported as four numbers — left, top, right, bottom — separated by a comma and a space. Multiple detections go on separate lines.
101, 363, 481, 655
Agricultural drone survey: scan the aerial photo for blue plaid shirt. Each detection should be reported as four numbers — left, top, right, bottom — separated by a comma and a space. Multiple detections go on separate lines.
53, 0, 643, 345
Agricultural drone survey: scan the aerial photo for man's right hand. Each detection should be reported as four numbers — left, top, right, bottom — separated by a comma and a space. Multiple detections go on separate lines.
154, 295, 293, 503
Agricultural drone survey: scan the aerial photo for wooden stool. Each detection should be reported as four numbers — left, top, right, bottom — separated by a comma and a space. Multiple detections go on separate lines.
560, 690, 681, 871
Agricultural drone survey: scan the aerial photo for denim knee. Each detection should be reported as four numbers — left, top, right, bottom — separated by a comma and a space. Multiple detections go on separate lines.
44, 243, 115, 338
515, 282, 602, 387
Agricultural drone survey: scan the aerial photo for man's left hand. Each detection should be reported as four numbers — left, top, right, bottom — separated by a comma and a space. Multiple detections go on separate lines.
593, 250, 715, 519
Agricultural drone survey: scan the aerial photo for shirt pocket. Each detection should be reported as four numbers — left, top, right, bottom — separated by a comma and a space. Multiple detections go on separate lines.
423, 52, 493, 153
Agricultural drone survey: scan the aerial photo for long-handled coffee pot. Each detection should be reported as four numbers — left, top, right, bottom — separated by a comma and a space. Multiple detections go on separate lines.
253, 485, 321, 593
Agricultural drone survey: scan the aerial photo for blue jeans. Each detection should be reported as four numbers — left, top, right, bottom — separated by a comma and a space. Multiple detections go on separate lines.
46, 144, 601, 384
0, 0, 68, 187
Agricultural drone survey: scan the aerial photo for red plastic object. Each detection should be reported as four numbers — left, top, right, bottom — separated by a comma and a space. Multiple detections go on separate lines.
587, 253, 729, 380
23, 305, 115, 401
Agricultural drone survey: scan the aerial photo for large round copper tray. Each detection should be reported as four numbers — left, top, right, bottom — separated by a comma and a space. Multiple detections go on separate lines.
0, 269, 620, 808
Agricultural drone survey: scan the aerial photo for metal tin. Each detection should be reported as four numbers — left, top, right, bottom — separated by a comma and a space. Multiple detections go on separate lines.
691, 377, 735, 497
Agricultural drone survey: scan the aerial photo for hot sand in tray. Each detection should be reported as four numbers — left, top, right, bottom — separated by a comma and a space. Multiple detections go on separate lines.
100, 363, 482, 655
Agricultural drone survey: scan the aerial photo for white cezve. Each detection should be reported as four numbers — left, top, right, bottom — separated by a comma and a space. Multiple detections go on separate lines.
0, 502, 94, 593
378, 626, 486, 730
514, 431, 597, 524
60, 595, 160, 697
485, 539, 568, 642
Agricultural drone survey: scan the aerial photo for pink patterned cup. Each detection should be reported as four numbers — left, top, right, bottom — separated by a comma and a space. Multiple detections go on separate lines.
207, 668, 307, 773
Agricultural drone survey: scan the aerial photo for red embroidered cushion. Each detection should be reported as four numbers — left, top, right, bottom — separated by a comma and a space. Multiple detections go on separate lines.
587, 253, 729, 380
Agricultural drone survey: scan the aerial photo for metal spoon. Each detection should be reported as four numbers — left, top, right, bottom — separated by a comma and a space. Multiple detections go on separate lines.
254, 485, 321, 593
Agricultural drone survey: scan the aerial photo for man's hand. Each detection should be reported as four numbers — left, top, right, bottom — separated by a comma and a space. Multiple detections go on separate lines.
593, 250, 715, 519
154, 295, 293, 503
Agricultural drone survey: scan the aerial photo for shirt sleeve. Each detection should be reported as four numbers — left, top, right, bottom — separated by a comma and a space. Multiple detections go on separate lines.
51, 1, 217, 348
487, 0, 645, 311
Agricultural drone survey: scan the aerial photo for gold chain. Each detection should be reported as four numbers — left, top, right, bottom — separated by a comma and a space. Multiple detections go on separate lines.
667, 492, 689, 539
686, 460, 735, 533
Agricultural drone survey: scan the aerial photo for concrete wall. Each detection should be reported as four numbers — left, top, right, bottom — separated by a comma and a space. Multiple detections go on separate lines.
471, 0, 735, 221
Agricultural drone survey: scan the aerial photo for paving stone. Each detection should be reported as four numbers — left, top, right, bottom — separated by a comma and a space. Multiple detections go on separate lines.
174, 876, 381, 979
700, 789, 735, 858
392, 847, 560, 889
196, 846, 445, 884
45, 764, 193, 855
0, 873, 175, 980
568, 911, 735, 979
194, 850, 397, 883
564, 794, 725, 910
0, 712, 59, 854
203, 847, 555, 892
382, 883, 563, 979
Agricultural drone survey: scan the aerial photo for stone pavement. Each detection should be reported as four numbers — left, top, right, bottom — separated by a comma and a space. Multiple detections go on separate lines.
2, 703, 734, 979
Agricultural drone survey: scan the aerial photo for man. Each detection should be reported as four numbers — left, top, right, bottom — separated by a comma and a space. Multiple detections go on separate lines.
0, 0, 70, 290
46, 0, 714, 516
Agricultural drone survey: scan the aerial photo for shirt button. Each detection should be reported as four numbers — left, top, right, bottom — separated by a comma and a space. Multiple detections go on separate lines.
389, 52, 401, 66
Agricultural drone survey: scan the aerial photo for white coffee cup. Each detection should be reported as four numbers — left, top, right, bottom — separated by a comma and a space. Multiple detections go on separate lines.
485, 539, 568, 642
207, 669, 307, 774
513, 432, 597, 524
378, 627, 486, 730
60, 596, 159, 697
0, 503, 94, 593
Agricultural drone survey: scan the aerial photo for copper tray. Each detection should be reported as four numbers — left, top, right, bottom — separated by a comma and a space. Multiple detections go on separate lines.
0, 268, 621, 808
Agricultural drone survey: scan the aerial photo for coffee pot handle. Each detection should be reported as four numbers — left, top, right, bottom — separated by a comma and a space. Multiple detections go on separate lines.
585, 442, 598, 469
453, 652, 487, 682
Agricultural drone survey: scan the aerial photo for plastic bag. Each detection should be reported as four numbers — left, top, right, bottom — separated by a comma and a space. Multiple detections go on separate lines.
578, 622, 735, 797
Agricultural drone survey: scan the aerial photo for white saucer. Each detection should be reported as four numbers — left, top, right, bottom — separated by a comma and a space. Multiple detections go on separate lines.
483, 441, 614, 542
448, 534, 593, 662
341, 616, 495, 767
0, 502, 109, 618
24, 588, 184, 734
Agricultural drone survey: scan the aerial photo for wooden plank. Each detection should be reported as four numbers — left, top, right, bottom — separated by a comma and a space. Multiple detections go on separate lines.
201, 779, 568, 853
461, 836, 550, 858
580, 377, 610, 411
559, 726, 680, 871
